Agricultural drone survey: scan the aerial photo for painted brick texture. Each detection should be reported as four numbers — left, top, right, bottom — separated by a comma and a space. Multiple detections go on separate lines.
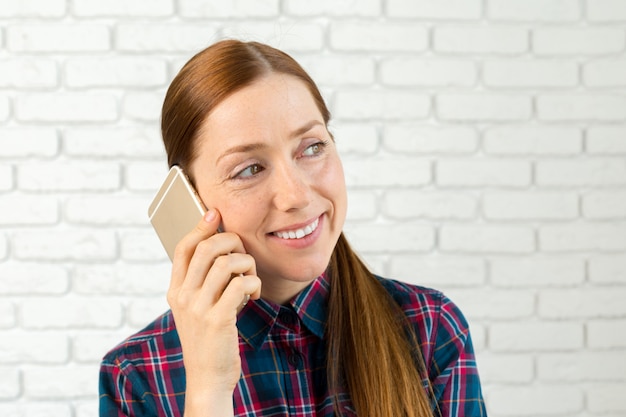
1, 1, 625, 416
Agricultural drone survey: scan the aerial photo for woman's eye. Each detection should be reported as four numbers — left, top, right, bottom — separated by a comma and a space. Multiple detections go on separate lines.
235, 164, 263, 179
302, 141, 326, 157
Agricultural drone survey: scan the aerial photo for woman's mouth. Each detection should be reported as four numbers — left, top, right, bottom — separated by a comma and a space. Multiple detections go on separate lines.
272, 217, 320, 240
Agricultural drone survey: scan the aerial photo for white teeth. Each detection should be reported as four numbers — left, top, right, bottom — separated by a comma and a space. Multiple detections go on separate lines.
274, 218, 319, 240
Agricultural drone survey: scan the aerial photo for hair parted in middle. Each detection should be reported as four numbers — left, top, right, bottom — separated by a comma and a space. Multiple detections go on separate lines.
160, 39, 435, 417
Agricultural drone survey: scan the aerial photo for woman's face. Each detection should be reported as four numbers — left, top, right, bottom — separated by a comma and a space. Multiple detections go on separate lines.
189, 73, 347, 302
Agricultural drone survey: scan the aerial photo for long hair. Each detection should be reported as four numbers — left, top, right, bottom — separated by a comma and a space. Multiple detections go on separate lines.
160, 39, 434, 417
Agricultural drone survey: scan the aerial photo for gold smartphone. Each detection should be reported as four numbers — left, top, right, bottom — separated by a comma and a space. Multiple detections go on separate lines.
148, 166, 206, 261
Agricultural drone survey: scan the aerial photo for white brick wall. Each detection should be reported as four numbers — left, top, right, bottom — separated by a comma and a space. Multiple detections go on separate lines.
1, 1, 625, 416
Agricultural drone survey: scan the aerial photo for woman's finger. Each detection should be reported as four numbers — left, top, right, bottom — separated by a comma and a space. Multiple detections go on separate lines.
169, 209, 222, 293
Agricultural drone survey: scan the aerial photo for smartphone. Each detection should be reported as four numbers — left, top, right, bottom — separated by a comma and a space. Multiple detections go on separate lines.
148, 166, 206, 261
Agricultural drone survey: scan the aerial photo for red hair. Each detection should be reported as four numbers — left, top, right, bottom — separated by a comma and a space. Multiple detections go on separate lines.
160, 39, 433, 417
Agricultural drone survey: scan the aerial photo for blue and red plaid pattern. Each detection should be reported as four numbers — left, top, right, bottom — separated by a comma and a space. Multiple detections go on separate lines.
99, 274, 486, 416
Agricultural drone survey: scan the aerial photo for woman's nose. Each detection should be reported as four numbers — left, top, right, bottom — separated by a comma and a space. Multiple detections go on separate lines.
271, 162, 312, 212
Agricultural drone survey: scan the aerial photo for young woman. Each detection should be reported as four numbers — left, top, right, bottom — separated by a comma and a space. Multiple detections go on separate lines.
99, 39, 486, 417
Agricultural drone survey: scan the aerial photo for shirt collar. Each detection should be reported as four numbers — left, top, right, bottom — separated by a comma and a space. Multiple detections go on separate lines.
237, 273, 330, 350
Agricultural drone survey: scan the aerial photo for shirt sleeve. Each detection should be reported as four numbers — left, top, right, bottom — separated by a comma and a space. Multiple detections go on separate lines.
429, 294, 487, 417
99, 357, 133, 417
99, 355, 162, 417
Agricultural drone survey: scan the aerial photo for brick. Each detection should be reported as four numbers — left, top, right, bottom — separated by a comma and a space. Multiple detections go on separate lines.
437, 93, 532, 121
0, 403, 72, 417
384, 125, 477, 154
0, 96, 10, 122
0, 128, 59, 158
490, 322, 583, 351
222, 23, 325, 52
588, 383, 626, 413
534, 27, 625, 55
64, 126, 165, 158
15, 93, 118, 123
65, 57, 168, 88
491, 257, 584, 288
584, 58, 626, 87
18, 161, 120, 192
583, 191, 626, 219
285, 0, 380, 16
587, 126, 626, 154
127, 298, 170, 328
333, 124, 379, 155
384, 190, 476, 220
0, 367, 19, 399
330, 22, 428, 52
334, 90, 430, 120
122, 92, 164, 122
541, 223, 626, 252
476, 353, 533, 383
389, 256, 485, 287
0, 234, 6, 260
7, 24, 110, 52
0, 263, 68, 294
126, 161, 169, 191
434, 26, 528, 54
445, 288, 534, 319
483, 125, 582, 155
23, 365, 97, 399
73, 264, 170, 296
343, 158, 431, 187
536, 159, 626, 186
538, 94, 626, 121
588, 319, 626, 349
65, 195, 151, 226
539, 288, 626, 318
75, 402, 98, 417
0, 0, 65, 17
73, 331, 134, 363
488, 0, 580, 21
0, 164, 12, 191
436, 158, 531, 187
73, 0, 173, 16
0, 195, 58, 225
440, 225, 534, 254
488, 385, 583, 416
484, 59, 578, 87
299, 55, 375, 86
116, 23, 219, 52
0, 301, 15, 328
343, 222, 434, 253
345, 190, 378, 220
180, 0, 279, 17
22, 297, 122, 329
0, 331, 68, 364
538, 351, 626, 381
387, 0, 481, 19
589, 255, 626, 284
13, 230, 117, 261
380, 58, 477, 87
0, 58, 58, 88
483, 191, 578, 220
119, 230, 169, 262
588, 0, 626, 21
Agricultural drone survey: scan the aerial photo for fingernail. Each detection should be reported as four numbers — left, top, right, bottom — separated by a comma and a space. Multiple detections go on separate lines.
204, 209, 216, 223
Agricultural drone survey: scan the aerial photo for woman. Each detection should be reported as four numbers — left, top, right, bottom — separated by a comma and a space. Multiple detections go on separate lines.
99, 39, 486, 417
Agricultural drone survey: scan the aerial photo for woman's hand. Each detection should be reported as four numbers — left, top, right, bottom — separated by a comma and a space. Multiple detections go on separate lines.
167, 209, 262, 416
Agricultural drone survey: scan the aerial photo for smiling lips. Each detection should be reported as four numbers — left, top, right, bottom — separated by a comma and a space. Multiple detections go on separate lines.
272, 217, 320, 240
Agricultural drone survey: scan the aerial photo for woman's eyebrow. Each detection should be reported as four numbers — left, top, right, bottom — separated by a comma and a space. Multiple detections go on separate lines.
290, 120, 324, 139
216, 143, 268, 165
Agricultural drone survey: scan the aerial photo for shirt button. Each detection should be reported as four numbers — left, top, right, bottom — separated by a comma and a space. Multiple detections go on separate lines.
278, 310, 297, 326
288, 351, 304, 368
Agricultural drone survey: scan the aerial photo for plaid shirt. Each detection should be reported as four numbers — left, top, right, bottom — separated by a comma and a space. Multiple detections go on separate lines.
99, 274, 486, 416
